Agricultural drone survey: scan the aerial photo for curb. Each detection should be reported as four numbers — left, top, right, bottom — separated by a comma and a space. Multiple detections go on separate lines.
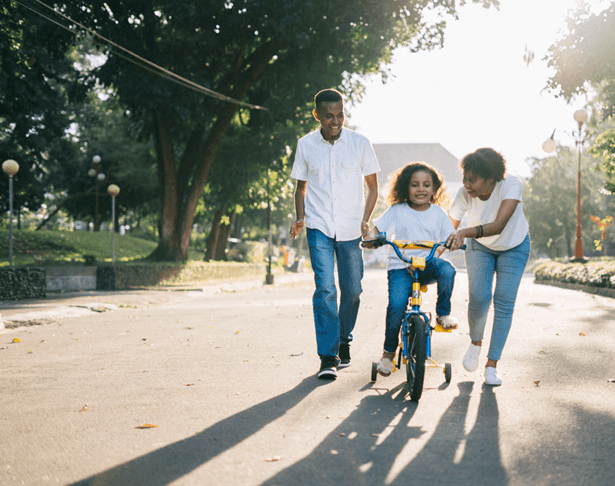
534, 279, 615, 299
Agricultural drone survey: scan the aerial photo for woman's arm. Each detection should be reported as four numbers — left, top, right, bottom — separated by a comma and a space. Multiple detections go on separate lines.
446, 199, 519, 250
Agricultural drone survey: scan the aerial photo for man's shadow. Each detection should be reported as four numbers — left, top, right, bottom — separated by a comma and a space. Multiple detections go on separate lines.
70, 376, 324, 486
262, 381, 507, 486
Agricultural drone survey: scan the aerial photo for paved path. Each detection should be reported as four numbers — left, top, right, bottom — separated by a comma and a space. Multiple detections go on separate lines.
1, 270, 615, 485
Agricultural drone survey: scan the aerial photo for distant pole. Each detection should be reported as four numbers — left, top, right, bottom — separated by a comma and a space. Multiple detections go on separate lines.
265, 166, 274, 285
89, 155, 106, 231
573, 109, 588, 262
3, 160, 20, 267
107, 184, 120, 265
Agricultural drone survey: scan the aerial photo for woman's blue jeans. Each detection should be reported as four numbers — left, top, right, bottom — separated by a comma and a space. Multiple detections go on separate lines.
465, 234, 530, 361
384, 258, 456, 353
306, 228, 364, 358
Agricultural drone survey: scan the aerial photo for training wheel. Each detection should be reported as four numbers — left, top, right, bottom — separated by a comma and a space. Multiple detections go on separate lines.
444, 362, 452, 383
371, 362, 378, 382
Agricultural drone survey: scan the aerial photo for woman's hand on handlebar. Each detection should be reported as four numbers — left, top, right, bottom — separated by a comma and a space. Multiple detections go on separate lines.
445, 230, 465, 251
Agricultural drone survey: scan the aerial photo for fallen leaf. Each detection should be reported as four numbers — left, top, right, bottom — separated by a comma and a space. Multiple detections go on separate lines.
134, 423, 160, 429
579, 332, 586, 336
534, 381, 541, 387
185, 383, 195, 386
12, 338, 20, 343
265, 456, 283, 462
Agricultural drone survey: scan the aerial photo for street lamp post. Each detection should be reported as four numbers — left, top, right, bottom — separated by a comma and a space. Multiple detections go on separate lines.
89, 155, 106, 231
2, 160, 19, 267
573, 109, 588, 262
107, 184, 120, 265
542, 110, 589, 261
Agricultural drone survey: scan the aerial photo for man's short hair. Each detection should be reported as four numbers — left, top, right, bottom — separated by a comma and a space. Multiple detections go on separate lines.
314, 89, 343, 112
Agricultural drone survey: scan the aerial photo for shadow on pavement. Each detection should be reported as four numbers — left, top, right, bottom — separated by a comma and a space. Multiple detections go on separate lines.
261, 381, 507, 486
69, 376, 324, 486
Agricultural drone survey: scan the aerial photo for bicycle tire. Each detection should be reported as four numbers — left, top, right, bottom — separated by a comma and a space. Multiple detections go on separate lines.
406, 315, 427, 401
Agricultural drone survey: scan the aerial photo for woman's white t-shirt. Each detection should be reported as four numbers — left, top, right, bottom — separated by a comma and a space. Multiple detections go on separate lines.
449, 176, 529, 251
373, 203, 455, 271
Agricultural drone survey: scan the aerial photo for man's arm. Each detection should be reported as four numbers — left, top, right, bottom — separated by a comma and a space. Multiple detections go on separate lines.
361, 173, 379, 238
290, 180, 307, 239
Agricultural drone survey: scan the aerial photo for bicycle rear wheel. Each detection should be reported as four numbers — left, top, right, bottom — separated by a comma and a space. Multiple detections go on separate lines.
405, 315, 427, 401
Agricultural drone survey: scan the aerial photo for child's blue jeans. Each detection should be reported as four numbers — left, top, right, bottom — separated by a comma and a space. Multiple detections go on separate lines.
383, 258, 456, 353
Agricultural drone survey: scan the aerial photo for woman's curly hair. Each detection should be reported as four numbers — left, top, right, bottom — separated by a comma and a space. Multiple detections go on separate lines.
387, 161, 451, 210
459, 147, 507, 181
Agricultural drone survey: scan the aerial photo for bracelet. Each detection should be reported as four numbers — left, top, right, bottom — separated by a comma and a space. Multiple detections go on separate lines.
476, 225, 483, 238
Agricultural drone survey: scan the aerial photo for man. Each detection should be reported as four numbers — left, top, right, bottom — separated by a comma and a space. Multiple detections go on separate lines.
290, 88, 380, 380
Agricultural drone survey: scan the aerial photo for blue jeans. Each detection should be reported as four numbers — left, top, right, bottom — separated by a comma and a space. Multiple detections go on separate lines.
384, 258, 456, 353
306, 228, 364, 358
465, 234, 530, 361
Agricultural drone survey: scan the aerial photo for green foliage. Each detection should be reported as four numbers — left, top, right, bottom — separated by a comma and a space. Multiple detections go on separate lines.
0, 2, 85, 213
546, 2, 615, 118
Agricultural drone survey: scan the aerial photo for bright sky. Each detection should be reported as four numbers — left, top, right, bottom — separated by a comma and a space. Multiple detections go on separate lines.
349, 0, 611, 178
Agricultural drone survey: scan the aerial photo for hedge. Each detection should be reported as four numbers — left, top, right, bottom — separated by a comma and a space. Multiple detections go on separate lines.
534, 260, 615, 289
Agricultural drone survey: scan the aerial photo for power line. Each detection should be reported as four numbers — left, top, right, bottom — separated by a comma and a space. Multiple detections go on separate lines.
15, 0, 268, 111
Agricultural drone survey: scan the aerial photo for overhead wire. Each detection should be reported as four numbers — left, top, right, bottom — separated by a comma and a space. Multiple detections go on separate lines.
15, 0, 268, 111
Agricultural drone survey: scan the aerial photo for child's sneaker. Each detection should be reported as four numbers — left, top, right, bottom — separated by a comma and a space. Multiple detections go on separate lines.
377, 351, 396, 376
436, 315, 458, 330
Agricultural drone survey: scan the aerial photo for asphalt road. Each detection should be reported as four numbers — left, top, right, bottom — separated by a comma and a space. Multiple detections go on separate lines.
1, 269, 615, 486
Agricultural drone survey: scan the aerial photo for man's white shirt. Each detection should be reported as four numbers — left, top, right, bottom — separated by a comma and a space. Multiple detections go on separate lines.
291, 127, 380, 241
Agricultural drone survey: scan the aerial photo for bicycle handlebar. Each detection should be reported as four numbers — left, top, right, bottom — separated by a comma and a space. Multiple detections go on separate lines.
361, 232, 465, 267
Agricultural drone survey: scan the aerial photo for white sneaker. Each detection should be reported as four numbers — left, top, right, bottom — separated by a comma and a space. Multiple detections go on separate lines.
485, 366, 502, 386
462, 343, 481, 372
436, 315, 458, 330
377, 351, 396, 376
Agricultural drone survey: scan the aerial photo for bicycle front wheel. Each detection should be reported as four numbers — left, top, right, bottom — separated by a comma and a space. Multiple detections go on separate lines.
406, 315, 427, 401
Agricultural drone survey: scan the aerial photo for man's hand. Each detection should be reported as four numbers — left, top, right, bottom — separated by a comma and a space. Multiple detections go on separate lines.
290, 219, 304, 239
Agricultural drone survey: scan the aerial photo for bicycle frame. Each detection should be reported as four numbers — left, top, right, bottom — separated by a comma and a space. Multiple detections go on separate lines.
365, 232, 452, 364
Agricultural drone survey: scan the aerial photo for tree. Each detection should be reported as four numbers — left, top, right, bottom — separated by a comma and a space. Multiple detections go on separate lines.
0, 1, 85, 218
546, 3, 615, 193
546, 2, 615, 117
29, 0, 497, 261
523, 147, 612, 259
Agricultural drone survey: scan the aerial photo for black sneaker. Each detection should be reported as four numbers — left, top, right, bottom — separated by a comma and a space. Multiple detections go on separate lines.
338, 343, 351, 369
318, 356, 339, 379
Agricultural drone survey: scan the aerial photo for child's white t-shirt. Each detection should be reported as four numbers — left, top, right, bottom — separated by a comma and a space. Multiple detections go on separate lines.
373, 203, 455, 271
449, 176, 529, 251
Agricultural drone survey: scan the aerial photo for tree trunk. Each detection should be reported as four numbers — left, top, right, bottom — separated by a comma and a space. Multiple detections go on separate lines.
205, 207, 224, 261
214, 209, 236, 261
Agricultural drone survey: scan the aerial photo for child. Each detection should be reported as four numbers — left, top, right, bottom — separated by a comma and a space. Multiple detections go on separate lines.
369, 162, 457, 377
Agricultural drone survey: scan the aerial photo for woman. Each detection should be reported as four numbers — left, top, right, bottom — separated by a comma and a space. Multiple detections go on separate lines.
446, 148, 530, 386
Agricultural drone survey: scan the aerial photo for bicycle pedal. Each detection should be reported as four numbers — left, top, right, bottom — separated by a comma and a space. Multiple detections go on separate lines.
433, 324, 453, 333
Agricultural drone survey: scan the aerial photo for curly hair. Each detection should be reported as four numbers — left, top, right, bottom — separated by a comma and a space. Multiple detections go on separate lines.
387, 162, 451, 210
459, 147, 507, 181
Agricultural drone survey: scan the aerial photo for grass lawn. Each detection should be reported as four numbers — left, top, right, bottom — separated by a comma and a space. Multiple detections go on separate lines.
0, 229, 204, 266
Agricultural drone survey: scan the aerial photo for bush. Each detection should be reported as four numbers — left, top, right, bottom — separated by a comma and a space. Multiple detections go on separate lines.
534, 260, 615, 288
